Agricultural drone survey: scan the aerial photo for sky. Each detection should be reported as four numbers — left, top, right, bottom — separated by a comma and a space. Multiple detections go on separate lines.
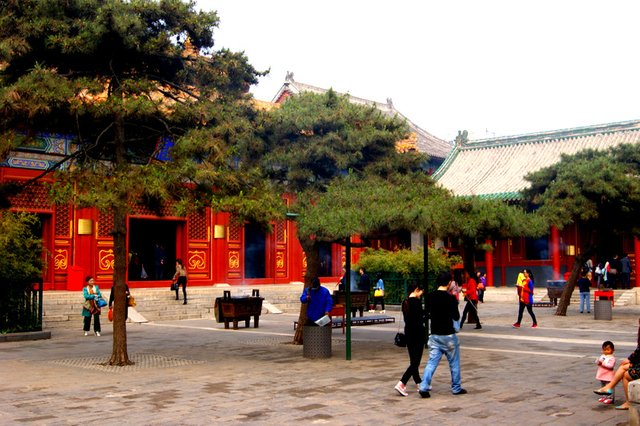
196, 0, 640, 142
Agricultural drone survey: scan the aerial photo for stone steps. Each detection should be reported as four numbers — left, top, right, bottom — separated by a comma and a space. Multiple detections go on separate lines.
43, 284, 305, 329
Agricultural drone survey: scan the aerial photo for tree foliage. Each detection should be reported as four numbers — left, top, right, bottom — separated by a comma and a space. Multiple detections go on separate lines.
357, 246, 460, 279
259, 90, 430, 343
436, 196, 548, 273
522, 143, 640, 315
0, 211, 42, 282
0, 0, 265, 362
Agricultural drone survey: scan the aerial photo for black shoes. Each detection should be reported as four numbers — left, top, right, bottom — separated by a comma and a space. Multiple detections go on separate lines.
419, 390, 431, 398
474, 325, 482, 329
453, 389, 468, 395
183, 301, 187, 305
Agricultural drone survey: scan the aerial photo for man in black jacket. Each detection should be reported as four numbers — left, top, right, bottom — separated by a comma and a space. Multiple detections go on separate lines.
418, 272, 467, 398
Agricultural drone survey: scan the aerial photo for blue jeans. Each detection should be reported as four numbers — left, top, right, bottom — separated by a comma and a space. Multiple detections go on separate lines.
579, 292, 591, 312
419, 334, 462, 393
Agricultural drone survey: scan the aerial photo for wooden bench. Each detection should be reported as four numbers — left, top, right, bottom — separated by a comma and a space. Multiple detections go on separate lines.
293, 304, 346, 333
294, 313, 395, 331
333, 314, 395, 327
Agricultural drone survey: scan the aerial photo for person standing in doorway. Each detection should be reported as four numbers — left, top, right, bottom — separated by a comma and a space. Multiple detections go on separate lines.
173, 259, 188, 304
82, 276, 102, 336
153, 242, 166, 280
513, 269, 537, 328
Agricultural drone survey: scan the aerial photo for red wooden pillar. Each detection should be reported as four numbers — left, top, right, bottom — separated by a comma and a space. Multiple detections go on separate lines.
634, 236, 640, 287
485, 239, 494, 287
550, 226, 561, 279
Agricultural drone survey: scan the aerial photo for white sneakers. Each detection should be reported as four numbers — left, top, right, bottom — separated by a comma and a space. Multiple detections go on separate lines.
84, 331, 89, 336
95, 332, 101, 337
395, 381, 408, 397
381, 310, 386, 314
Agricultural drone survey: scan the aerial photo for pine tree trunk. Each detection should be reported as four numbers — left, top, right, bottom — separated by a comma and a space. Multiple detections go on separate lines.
108, 114, 133, 366
555, 256, 585, 316
293, 238, 320, 345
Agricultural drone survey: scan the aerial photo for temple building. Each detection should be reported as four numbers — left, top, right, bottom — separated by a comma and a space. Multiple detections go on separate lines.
2, 74, 451, 291
434, 119, 640, 287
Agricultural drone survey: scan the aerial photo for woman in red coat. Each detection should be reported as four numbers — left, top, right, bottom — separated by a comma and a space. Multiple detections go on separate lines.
460, 270, 481, 330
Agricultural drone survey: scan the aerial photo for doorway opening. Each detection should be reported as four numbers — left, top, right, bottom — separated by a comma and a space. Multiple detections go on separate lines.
244, 222, 266, 279
128, 219, 177, 281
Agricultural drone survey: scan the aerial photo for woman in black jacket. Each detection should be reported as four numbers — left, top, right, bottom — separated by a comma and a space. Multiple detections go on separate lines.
395, 284, 426, 396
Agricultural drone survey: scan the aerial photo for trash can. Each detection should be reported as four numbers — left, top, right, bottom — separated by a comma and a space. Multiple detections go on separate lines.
594, 299, 612, 320
303, 325, 332, 359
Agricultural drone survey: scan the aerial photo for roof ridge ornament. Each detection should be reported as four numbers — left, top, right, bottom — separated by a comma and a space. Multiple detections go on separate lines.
455, 130, 469, 146
285, 71, 294, 82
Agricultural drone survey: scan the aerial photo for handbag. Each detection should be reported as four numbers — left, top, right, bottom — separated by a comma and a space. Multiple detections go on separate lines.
127, 295, 136, 307
374, 289, 384, 297
394, 332, 407, 347
108, 307, 113, 322
170, 282, 178, 291
96, 297, 108, 308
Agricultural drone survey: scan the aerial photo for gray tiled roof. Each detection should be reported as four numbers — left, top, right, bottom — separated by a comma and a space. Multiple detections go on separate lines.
271, 75, 452, 160
433, 120, 640, 200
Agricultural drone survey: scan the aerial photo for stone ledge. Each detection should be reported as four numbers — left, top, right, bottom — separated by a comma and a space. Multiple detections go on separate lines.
628, 379, 640, 425
0, 330, 51, 342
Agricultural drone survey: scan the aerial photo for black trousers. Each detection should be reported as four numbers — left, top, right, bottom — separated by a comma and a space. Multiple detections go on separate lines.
461, 299, 480, 325
83, 314, 101, 332
516, 301, 537, 325
175, 276, 187, 301
401, 338, 424, 385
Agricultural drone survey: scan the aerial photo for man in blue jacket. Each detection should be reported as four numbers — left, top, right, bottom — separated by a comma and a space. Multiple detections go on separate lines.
300, 277, 333, 325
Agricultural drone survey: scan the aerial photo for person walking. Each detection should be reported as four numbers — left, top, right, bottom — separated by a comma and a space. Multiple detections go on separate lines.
513, 269, 538, 328
418, 272, 466, 398
81, 276, 102, 336
577, 270, 592, 314
395, 284, 425, 397
460, 270, 481, 330
173, 259, 188, 304
371, 273, 385, 313
476, 271, 486, 303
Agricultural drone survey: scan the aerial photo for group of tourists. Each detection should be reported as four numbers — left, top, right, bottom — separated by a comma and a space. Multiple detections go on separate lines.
591, 254, 633, 289
393, 266, 540, 399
